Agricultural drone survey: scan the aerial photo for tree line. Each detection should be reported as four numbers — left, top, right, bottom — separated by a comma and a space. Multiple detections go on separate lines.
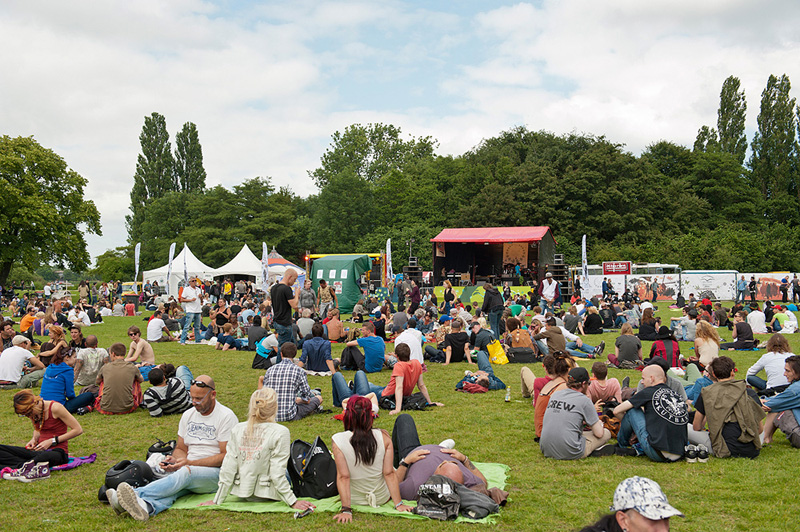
7, 74, 798, 287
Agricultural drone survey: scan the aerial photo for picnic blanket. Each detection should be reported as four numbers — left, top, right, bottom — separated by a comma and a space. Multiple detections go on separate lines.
51, 453, 97, 471
172, 462, 509, 524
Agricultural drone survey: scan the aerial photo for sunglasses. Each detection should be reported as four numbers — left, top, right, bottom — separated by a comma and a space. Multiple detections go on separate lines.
191, 380, 215, 390
128, 332, 139, 337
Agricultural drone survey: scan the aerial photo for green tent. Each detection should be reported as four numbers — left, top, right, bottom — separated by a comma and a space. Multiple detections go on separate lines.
310, 254, 372, 314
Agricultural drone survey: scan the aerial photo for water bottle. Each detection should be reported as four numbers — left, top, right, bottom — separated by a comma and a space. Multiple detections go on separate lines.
505, 387, 511, 402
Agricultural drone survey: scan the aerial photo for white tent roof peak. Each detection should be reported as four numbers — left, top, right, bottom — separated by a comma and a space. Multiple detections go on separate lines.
212, 243, 261, 278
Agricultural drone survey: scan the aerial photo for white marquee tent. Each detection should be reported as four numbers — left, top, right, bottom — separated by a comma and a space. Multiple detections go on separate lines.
142, 245, 215, 297
212, 244, 262, 280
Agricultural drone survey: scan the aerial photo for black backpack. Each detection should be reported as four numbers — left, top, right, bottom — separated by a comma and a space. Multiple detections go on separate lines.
287, 437, 338, 499
378, 391, 429, 411
413, 474, 461, 520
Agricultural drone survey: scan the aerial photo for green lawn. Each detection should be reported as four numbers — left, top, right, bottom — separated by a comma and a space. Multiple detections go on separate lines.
0, 304, 795, 532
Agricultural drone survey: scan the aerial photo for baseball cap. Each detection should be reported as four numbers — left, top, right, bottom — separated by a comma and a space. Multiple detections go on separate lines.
12, 335, 29, 346
545, 272, 553, 278
567, 366, 590, 385
610, 476, 684, 521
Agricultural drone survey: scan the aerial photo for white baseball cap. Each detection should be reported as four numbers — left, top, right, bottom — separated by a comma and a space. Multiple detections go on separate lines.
610, 477, 684, 521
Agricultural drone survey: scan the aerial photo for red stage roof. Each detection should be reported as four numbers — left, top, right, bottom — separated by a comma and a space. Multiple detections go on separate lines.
430, 227, 552, 243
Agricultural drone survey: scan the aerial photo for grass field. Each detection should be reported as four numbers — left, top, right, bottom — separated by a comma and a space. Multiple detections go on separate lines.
0, 304, 796, 532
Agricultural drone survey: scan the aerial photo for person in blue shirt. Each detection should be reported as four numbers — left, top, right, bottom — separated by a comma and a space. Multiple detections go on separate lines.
416, 311, 436, 337
40, 346, 95, 413
298, 323, 335, 373
736, 275, 747, 304
762, 355, 800, 447
342, 322, 396, 373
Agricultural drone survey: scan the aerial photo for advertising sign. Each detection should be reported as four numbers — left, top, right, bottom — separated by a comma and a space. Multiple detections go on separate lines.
603, 261, 632, 275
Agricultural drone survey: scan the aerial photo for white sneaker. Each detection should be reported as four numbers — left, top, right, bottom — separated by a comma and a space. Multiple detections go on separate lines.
438, 439, 455, 449
117, 482, 149, 521
106, 488, 124, 515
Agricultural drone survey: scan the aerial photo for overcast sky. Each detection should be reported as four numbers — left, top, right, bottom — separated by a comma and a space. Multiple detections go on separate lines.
3, 0, 800, 264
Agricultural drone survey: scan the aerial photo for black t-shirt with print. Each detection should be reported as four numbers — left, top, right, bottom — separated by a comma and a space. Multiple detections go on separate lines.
629, 383, 688, 455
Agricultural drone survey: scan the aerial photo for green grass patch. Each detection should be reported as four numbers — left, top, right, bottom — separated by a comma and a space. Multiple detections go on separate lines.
0, 304, 795, 531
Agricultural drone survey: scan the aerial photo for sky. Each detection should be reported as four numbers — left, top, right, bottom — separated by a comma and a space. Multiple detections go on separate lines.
2, 0, 800, 264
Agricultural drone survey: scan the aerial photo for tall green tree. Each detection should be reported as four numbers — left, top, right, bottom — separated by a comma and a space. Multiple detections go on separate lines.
693, 125, 718, 153
717, 76, 748, 165
127, 112, 175, 238
0, 136, 102, 286
174, 122, 207, 193
749, 74, 797, 206
309, 123, 438, 188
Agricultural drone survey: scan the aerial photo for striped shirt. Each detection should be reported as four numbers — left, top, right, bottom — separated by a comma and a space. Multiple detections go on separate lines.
263, 359, 313, 422
143, 378, 192, 417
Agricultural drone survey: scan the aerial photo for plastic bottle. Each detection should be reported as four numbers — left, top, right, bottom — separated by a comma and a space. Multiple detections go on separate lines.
504, 387, 511, 402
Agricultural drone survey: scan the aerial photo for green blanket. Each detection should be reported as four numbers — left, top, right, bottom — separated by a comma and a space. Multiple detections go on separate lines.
172, 462, 509, 524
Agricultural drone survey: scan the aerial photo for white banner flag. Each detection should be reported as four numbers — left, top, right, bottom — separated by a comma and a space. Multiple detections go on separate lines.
581, 234, 588, 282
261, 242, 270, 293
386, 238, 394, 283
183, 243, 189, 286
133, 242, 141, 293
166, 242, 176, 294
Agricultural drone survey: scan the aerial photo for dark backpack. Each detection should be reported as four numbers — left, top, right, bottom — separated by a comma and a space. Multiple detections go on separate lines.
287, 437, 338, 499
413, 474, 460, 520
506, 347, 538, 363
379, 391, 429, 411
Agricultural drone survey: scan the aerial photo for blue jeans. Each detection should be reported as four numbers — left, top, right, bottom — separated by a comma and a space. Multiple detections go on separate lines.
488, 309, 503, 342
180, 312, 202, 344
617, 409, 668, 462
64, 392, 95, 413
746, 375, 768, 391
331, 371, 384, 407
614, 316, 626, 328
535, 339, 548, 356
539, 299, 551, 314
176, 365, 193, 392
274, 322, 293, 348
736, 289, 746, 304
472, 351, 506, 390
135, 465, 220, 515
566, 340, 594, 359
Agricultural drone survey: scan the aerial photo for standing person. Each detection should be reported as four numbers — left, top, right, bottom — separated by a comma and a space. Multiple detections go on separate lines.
780, 276, 789, 304
736, 275, 747, 304
258, 343, 321, 421
317, 279, 337, 320
540, 367, 612, 459
749, 276, 758, 303
442, 280, 455, 315
298, 279, 317, 316
481, 283, 504, 341
331, 396, 412, 523
538, 273, 560, 314
179, 277, 203, 345
793, 274, 800, 304
650, 277, 659, 302
0, 390, 83, 476
408, 280, 421, 314
270, 270, 299, 348
212, 387, 315, 511
109, 375, 239, 521
614, 365, 689, 462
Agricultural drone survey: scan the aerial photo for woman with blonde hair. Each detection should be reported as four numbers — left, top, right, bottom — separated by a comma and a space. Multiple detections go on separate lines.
691, 320, 720, 369
0, 389, 83, 477
213, 387, 315, 511
608, 323, 642, 368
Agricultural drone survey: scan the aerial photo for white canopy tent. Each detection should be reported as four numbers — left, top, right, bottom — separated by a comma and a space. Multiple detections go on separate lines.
212, 244, 262, 280
142, 245, 215, 297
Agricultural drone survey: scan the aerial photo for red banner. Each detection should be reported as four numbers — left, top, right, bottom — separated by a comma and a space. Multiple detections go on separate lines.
602, 261, 632, 275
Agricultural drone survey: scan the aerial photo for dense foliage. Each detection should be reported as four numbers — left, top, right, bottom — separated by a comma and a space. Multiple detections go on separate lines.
116, 75, 800, 279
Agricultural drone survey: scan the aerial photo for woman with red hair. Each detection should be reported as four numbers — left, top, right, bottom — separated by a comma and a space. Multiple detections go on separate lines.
331, 396, 411, 523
